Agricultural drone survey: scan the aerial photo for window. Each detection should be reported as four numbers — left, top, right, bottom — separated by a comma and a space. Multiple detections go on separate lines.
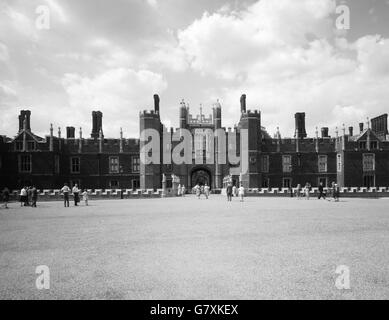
19, 155, 31, 172
283, 178, 292, 188
363, 153, 375, 172
109, 156, 119, 173
318, 155, 328, 173
282, 155, 292, 173
132, 157, 140, 172
359, 141, 367, 149
28, 141, 35, 151
109, 180, 119, 188
71, 157, 80, 173
337, 154, 342, 172
132, 179, 140, 190
370, 141, 378, 150
261, 155, 269, 173
54, 155, 60, 174
15, 141, 23, 151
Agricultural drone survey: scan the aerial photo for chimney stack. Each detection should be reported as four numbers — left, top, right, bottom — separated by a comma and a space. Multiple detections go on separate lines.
66, 126, 75, 139
18, 110, 31, 132
240, 94, 246, 113
153, 94, 160, 114
349, 126, 353, 137
91, 111, 103, 139
294, 112, 307, 139
359, 122, 364, 133
321, 127, 329, 138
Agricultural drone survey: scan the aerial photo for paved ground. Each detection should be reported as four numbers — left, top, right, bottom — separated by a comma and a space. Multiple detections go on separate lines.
0, 196, 388, 300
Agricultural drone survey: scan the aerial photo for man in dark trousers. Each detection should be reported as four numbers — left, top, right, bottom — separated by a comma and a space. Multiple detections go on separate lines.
226, 183, 233, 202
1, 187, 10, 209
61, 183, 70, 207
318, 182, 326, 200
31, 186, 38, 207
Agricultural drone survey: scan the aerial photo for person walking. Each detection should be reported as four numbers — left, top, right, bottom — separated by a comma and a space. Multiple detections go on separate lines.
1, 187, 10, 209
181, 185, 186, 197
204, 184, 210, 199
226, 183, 233, 202
238, 184, 245, 202
72, 184, 80, 206
177, 184, 182, 196
82, 189, 89, 206
31, 186, 38, 207
27, 186, 32, 206
318, 182, 326, 200
61, 183, 70, 207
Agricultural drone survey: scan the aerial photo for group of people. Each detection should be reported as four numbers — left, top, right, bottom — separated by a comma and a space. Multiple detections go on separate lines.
177, 184, 186, 196
294, 182, 340, 202
60, 183, 89, 207
226, 183, 245, 202
193, 183, 211, 199
19, 186, 39, 207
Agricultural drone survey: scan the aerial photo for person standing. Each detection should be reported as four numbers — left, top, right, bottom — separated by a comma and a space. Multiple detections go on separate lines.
318, 182, 326, 200
226, 183, 233, 202
27, 186, 32, 206
232, 185, 237, 198
72, 184, 80, 206
177, 184, 182, 196
238, 184, 245, 202
1, 187, 10, 209
181, 185, 186, 197
82, 189, 89, 206
334, 183, 340, 202
20, 186, 27, 207
61, 183, 70, 207
31, 186, 38, 207
195, 184, 201, 199
296, 184, 302, 199
304, 183, 310, 200
204, 184, 210, 199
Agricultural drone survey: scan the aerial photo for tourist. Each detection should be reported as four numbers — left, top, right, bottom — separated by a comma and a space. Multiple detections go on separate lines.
61, 183, 70, 207
318, 182, 326, 200
304, 183, 310, 200
296, 184, 302, 199
82, 189, 89, 206
226, 183, 233, 202
334, 183, 340, 202
1, 187, 10, 209
232, 185, 237, 197
27, 186, 32, 206
177, 184, 181, 196
31, 186, 38, 207
20, 186, 27, 207
204, 184, 210, 199
195, 184, 201, 199
72, 184, 80, 206
238, 184, 245, 202
329, 182, 336, 201
181, 185, 186, 197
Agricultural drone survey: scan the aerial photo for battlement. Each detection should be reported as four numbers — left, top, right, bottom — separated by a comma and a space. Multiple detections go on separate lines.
139, 110, 160, 118
242, 110, 261, 118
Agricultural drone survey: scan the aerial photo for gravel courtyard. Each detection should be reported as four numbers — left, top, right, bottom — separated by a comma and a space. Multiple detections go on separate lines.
0, 196, 388, 300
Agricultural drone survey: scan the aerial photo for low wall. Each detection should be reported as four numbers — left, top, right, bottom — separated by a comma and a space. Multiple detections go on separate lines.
5, 187, 389, 201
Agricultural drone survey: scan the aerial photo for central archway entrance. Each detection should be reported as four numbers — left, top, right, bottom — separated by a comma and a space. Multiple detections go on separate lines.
191, 168, 212, 188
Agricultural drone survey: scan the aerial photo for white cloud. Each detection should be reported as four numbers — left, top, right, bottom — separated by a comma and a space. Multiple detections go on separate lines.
170, 0, 389, 137
0, 42, 9, 61
61, 68, 168, 137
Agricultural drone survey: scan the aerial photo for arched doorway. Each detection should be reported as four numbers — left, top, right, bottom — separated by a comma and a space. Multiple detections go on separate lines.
191, 168, 211, 188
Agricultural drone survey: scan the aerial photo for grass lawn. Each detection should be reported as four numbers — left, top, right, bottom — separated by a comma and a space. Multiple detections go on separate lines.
0, 196, 388, 299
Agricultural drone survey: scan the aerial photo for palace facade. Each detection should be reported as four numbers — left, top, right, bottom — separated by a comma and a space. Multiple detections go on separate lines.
0, 94, 388, 191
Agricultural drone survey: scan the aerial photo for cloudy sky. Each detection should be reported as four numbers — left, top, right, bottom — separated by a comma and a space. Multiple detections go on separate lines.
1, 0, 389, 139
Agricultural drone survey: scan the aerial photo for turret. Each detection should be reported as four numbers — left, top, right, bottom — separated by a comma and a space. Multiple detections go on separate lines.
213, 100, 222, 129
153, 94, 160, 114
18, 110, 31, 132
240, 94, 246, 113
179, 99, 188, 128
